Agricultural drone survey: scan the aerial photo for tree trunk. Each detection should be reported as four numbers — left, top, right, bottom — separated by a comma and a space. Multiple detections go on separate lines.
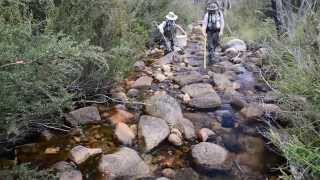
271, 0, 287, 37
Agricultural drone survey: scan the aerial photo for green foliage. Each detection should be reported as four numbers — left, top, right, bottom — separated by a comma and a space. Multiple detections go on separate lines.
0, 163, 57, 180
224, 0, 277, 43
0, 22, 110, 138
226, 1, 320, 178
0, 0, 201, 139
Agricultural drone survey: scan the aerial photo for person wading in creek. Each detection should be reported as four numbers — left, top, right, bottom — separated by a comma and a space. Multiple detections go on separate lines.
202, 2, 225, 64
158, 12, 179, 54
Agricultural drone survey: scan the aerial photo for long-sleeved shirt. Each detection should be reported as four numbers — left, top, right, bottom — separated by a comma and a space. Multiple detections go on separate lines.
202, 11, 225, 35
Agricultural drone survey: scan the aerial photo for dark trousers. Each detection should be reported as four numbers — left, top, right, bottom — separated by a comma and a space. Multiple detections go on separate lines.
207, 30, 220, 63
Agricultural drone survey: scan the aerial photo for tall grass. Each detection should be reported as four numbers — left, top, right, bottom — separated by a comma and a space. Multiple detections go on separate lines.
225, 0, 320, 178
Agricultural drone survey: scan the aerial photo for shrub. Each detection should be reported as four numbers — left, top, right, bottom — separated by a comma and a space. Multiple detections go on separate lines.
0, 22, 110, 142
0, 163, 57, 180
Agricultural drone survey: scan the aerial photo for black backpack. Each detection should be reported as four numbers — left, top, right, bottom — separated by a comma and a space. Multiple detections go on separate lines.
207, 12, 221, 32
164, 20, 175, 38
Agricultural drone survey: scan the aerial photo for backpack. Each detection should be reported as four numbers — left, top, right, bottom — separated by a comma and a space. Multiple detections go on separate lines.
207, 12, 221, 32
164, 20, 175, 38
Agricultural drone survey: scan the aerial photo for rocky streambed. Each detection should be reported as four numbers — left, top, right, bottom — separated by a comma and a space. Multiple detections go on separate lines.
5, 24, 286, 180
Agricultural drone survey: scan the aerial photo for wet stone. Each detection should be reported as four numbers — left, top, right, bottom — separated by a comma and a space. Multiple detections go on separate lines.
173, 71, 202, 86
181, 83, 215, 98
192, 142, 232, 171
188, 93, 222, 109
145, 92, 183, 127
138, 115, 170, 152
98, 147, 150, 179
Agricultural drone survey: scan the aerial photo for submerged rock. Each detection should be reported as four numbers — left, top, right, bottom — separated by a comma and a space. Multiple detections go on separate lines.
145, 92, 183, 127
69, 145, 102, 165
69, 106, 101, 125
240, 104, 264, 121
191, 142, 232, 171
98, 147, 150, 179
138, 115, 170, 152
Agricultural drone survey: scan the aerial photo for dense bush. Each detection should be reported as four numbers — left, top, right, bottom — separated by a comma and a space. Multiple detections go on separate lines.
0, 0, 201, 175
0, 22, 110, 139
0, 0, 201, 147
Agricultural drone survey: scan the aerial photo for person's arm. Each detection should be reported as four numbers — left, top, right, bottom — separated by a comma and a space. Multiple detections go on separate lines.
202, 13, 208, 36
219, 12, 225, 37
158, 21, 166, 34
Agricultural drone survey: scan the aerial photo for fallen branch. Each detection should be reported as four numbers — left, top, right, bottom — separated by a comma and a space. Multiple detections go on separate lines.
77, 94, 148, 106
30, 122, 71, 132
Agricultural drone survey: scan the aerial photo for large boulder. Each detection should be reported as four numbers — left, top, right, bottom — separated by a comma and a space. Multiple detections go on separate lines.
68, 106, 101, 125
98, 147, 150, 180
223, 39, 247, 53
191, 142, 232, 171
173, 71, 202, 86
188, 93, 222, 109
181, 83, 215, 98
132, 76, 153, 89
145, 92, 183, 127
139, 115, 170, 152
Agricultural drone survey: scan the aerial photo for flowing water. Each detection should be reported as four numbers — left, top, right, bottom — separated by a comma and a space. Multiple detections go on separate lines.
0, 23, 286, 180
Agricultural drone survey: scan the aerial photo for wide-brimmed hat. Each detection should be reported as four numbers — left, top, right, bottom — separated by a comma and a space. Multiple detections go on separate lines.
166, 12, 178, 21
207, 3, 219, 11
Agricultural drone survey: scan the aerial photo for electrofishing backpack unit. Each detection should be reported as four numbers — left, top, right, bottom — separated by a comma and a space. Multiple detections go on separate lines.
164, 20, 175, 38
207, 12, 221, 32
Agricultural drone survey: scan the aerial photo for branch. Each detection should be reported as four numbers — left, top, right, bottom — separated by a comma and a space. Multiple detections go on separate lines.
77, 94, 148, 106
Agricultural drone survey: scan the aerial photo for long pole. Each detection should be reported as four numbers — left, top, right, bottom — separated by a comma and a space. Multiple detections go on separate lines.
203, 36, 207, 70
